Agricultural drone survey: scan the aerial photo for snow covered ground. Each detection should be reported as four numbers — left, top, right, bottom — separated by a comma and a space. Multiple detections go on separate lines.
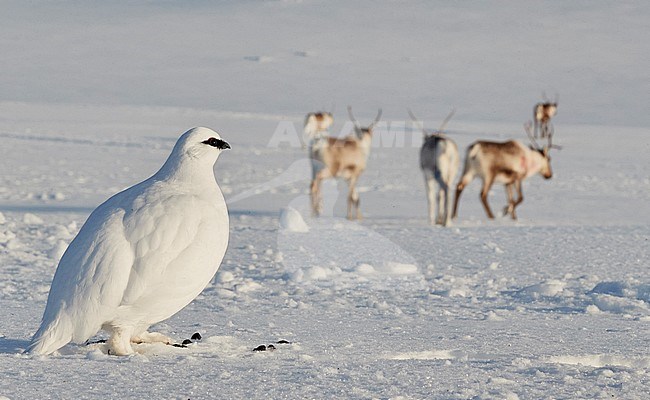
1, 1, 649, 399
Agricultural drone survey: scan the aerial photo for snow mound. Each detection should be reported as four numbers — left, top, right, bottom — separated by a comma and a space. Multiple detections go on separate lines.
380, 261, 418, 275
291, 265, 342, 282
355, 263, 376, 275
217, 270, 235, 283
590, 281, 628, 297
0, 229, 16, 244
586, 281, 650, 315
279, 207, 309, 232
305, 266, 336, 280
23, 213, 44, 225
520, 279, 567, 298
357, 261, 419, 276
590, 294, 648, 315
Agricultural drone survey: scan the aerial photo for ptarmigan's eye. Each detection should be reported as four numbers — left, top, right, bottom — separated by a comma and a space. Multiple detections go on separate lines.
202, 137, 231, 150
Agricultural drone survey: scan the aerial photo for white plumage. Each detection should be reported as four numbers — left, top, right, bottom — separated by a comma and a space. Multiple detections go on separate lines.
27, 127, 231, 356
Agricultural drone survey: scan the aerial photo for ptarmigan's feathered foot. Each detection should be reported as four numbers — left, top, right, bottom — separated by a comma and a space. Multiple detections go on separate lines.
105, 327, 135, 356
131, 331, 173, 345
106, 331, 174, 355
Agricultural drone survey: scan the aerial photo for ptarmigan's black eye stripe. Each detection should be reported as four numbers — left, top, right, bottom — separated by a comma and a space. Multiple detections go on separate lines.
202, 137, 231, 150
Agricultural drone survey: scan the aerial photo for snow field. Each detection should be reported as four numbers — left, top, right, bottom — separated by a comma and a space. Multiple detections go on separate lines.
0, 119, 648, 398
0, 0, 648, 395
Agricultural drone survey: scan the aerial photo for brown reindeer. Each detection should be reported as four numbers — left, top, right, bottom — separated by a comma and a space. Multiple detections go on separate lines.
303, 111, 334, 146
452, 122, 553, 220
533, 93, 558, 139
309, 107, 382, 220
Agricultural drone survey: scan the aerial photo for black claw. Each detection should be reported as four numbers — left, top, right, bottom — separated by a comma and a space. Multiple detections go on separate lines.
267, 344, 276, 351
253, 345, 267, 352
276, 340, 291, 344
172, 343, 188, 348
191, 332, 202, 341
181, 339, 192, 346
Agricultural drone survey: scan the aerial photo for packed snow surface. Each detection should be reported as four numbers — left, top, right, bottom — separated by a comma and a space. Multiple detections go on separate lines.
1, 1, 649, 399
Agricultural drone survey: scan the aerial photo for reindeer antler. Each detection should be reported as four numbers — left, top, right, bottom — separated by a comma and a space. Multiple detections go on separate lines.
438, 108, 456, 132
347, 106, 361, 131
409, 108, 456, 137
349, 106, 382, 131
524, 121, 543, 150
407, 109, 427, 136
368, 108, 383, 130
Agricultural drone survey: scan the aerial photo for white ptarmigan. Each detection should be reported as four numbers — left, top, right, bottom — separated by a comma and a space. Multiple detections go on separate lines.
27, 127, 230, 356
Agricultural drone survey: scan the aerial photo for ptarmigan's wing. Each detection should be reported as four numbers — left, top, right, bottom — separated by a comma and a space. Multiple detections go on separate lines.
27, 201, 135, 355
116, 186, 226, 321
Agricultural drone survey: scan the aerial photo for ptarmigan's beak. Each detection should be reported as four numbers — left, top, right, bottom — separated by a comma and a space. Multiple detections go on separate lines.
220, 140, 231, 150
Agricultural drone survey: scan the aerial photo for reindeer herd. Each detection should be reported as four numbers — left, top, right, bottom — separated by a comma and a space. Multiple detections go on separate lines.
304, 96, 559, 226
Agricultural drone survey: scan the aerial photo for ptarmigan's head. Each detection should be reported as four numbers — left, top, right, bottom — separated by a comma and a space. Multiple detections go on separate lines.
159, 127, 230, 180
175, 127, 230, 160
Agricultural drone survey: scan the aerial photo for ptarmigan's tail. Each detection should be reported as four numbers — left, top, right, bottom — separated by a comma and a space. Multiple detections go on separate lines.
25, 317, 73, 355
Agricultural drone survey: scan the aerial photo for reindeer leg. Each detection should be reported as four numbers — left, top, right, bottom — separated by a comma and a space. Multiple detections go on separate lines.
452, 187, 463, 220
480, 177, 496, 219
445, 183, 451, 226
452, 173, 472, 220
503, 183, 514, 217
347, 176, 361, 220
423, 171, 436, 225
354, 196, 362, 220
441, 181, 452, 227
346, 187, 354, 220
511, 180, 524, 220
310, 177, 322, 217
436, 181, 446, 225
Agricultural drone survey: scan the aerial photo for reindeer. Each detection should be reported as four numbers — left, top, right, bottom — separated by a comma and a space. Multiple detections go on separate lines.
409, 109, 460, 226
452, 122, 553, 221
533, 93, 558, 139
303, 111, 334, 146
309, 106, 382, 220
